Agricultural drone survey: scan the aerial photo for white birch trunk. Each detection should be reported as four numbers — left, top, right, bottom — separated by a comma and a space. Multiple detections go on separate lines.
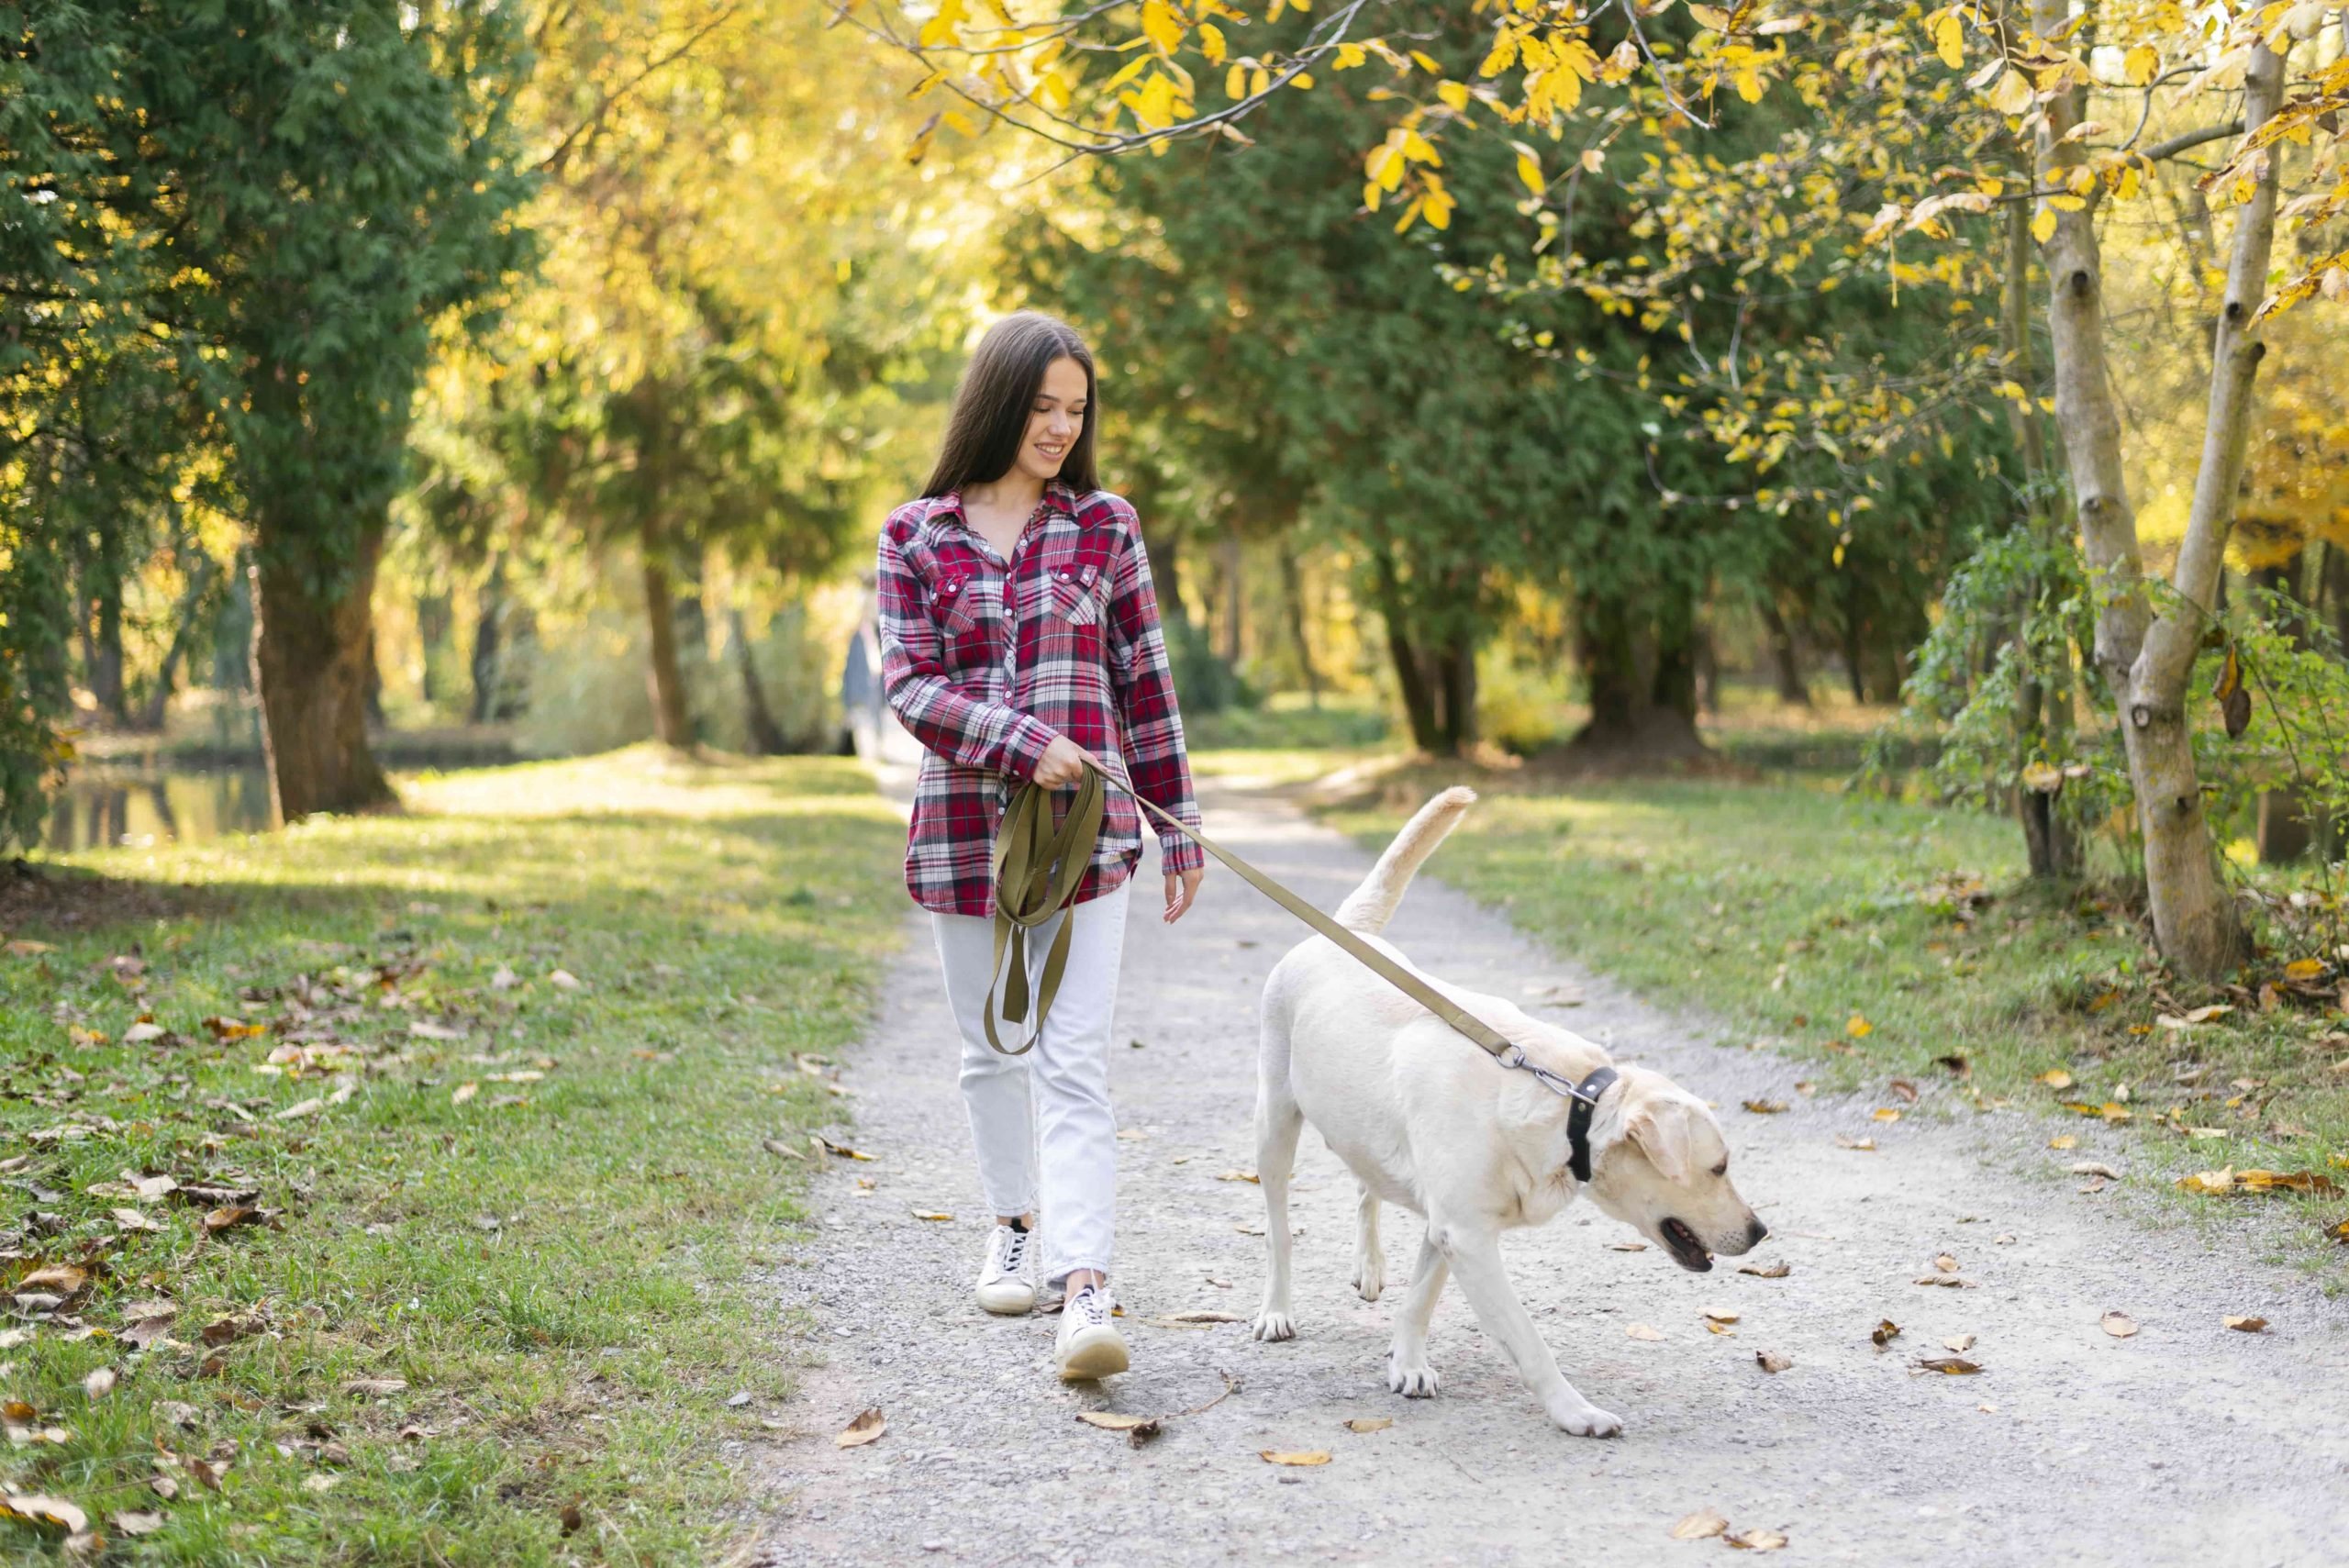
2032, 4, 2287, 976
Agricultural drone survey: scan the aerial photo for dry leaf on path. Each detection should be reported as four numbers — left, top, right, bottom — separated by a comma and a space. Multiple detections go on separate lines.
910, 1211, 953, 1222
1873, 1107, 1902, 1122
2048, 1135, 2077, 1150
2070, 1162, 2121, 1180
111, 1511, 165, 1537
1668, 1510, 1729, 1540
1726, 1527, 1790, 1551
1215, 1170, 1260, 1184
1703, 1308, 1740, 1324
1913, 1274, 1971, 1288
1834, 1135, 1876, 1151
1742, 1100, 1787, 1114
1914, 1356, 1981, 1374
1259, 1450, 1330, 1467
1343, 1417, 1393, 1433
1608, 1241, 1649, 1252
816, 1135, 874, 1162
2224, 1315, 2268, 1333
1075, 1412, 1155, 1430
1871, 1318, 1901, 1347
1626, 1323, 1665, 1341
1754, 1351, 1793, 1373
1943, 1334, 1975, 1352
1738, 1260, 1790, 1278
835, 1408, 885, 1449
2037, 1070, 2075, 1090
1932, 1253, 1959, 1273
2100, 1311, 2139, 1339
1166, 1310, 1243, 1324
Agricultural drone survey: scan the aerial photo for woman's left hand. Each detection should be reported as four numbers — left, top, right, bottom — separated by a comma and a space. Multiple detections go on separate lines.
1163, 867, 1204, 924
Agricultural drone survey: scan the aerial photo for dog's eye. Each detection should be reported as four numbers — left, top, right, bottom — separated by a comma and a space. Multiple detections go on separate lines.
1710, 1161, 1729, 1178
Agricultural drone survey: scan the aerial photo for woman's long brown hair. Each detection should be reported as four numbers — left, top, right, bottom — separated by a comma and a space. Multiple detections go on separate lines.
920, 310, 1099, 498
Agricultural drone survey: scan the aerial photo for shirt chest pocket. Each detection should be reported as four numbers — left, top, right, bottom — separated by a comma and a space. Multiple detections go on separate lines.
930, 567, 996, 639
1043, 558, 1107, 628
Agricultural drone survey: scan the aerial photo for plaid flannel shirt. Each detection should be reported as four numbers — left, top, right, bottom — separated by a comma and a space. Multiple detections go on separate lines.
875, 477, 1205, 916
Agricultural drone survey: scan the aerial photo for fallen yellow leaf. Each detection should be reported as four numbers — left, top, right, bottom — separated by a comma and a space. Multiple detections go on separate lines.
2036, 1069, 2075, 1090
2100, 1310, 2139, 1339
1075, 1412, 1154, 1430
1668, 1510, 1729, 1540
1342, 1417, 1393, 1433
1742, 1099, 1787, 1114
2223, 1316, 2267, 1333
835, 1408, 886, 1448
1259, 1450, 1330, 1466
1845, 1015, 1873, 1039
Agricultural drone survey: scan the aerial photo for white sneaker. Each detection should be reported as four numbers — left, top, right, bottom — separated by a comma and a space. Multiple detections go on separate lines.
974, 1223, 1037, 1316
1055, 1282, 1129, 1381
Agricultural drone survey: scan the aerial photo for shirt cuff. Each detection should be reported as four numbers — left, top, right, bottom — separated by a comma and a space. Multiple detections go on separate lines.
1003, 715, 1057, 780
1159, 828, 1206, 875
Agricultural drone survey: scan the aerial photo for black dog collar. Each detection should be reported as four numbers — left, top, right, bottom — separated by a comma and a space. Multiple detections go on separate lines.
1564, 1065, 1620, 1184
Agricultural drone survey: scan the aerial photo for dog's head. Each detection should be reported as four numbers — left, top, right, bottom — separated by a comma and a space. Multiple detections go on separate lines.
1586, 1067, 1765, 1273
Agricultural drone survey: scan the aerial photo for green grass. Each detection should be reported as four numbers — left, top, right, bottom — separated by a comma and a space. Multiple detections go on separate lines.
0, 746, 906, 1562
1325, 765, 2349, 1278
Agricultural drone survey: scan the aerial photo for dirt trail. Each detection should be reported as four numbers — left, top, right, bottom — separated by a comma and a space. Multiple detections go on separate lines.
752, 775, 2349, 1567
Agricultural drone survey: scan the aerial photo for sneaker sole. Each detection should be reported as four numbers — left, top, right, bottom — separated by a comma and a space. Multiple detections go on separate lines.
974, 1283, 1037, 1316
1057, 1328, 1129, 1381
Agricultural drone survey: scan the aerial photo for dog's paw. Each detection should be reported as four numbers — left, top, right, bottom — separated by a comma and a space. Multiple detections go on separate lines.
1350, 1254, 1386, 1302
1386, 1354, 1439, 1397
1252, 1310, 1297, 1342
1547, 1399, 1623, 1439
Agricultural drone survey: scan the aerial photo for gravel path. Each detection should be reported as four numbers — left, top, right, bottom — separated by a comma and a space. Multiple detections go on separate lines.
752, 775, 2349, 1567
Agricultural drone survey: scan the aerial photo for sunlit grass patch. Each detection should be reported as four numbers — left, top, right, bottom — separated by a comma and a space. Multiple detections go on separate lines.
0, 749, 903, 1562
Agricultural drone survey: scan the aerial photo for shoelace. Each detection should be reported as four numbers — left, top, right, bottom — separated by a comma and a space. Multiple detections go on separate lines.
1067, 1284, 1111, 1329
995, 1225, 1030, 1276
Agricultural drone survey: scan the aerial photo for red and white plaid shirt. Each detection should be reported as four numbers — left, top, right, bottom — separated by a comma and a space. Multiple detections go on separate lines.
875, 477, 1204, 916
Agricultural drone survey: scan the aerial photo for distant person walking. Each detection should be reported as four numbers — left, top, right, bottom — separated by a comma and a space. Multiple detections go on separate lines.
873, 310, 1206, 1381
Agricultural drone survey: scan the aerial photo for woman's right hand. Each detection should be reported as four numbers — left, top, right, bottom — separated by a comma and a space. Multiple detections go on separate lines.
1030, 734, 1094, 789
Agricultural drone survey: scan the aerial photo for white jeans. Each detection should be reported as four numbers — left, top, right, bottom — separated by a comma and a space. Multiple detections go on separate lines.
930, 883, 1130, 1286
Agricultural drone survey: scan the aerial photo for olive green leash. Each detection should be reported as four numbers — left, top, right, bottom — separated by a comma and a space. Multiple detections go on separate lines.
984, 757, 1519, 1061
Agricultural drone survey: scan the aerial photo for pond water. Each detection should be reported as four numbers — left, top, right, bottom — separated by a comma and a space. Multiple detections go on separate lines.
46, 766, 275, 852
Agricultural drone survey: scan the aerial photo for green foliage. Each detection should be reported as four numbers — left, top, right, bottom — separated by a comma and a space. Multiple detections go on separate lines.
1878, 522, 2122, 840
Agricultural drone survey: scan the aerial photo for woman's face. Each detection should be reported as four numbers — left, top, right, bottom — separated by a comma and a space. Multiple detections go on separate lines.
1011, 354, 1087, 484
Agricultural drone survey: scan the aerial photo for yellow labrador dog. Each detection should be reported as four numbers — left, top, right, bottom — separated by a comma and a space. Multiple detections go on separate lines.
1251, 787, 1766, 1436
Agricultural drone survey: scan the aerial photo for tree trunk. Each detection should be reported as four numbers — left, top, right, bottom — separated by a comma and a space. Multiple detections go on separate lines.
137, 550, 217, 732
1431, 634, 1477, 753
731, 607, 789, 755
470, 557, 506, 724
80, 561, 128, 724
640, 515, 693, 748
2034, 1, 2281, 976
1219, 523, 1244, 667
250, 521, 396, 823
1278, 541, 1320, 709
1758, 595, 1809, 706
1567, 590, 1707, 762
1372, 554, 1440, 751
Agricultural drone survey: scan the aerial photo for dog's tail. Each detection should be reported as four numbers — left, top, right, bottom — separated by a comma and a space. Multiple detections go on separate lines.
1333, 787, 1478, 933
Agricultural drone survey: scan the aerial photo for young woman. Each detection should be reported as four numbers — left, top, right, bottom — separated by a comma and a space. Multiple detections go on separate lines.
874, 309, 1206, 1381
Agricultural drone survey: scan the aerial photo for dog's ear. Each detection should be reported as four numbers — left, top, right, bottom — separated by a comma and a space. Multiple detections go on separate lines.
1627, 1103, 1691, 1184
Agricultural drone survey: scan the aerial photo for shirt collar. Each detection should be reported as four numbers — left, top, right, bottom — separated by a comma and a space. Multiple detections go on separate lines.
925, 475, 1080, 531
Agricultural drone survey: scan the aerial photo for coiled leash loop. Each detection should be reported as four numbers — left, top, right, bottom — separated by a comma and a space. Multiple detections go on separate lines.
983, 764, 1107, 1055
